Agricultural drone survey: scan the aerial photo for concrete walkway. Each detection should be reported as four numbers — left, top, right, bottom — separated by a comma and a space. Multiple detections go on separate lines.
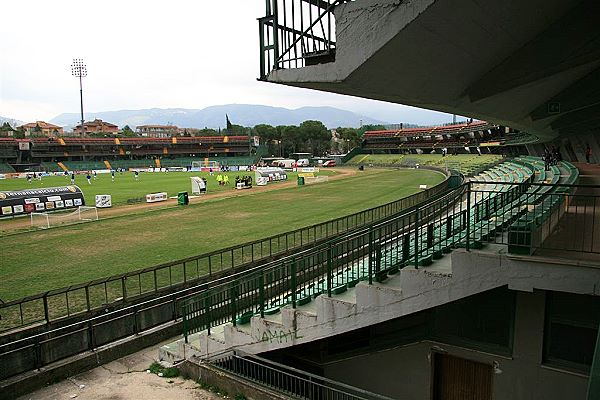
17, 342, 220, 400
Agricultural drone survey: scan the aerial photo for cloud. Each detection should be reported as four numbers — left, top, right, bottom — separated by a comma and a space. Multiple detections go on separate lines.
1, 0, 452, 125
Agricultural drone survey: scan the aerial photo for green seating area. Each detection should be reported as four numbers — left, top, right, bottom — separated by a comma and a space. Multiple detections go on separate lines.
183, 156, 582, 339
215, 156, 260, 166
506, 157, 579, 254
108, 159, 154, 170
160, 157, 199, 168
62, 160, 108, 171
0, 162, 15, 173
345, 153, 504, 176
39, 162, 64, 172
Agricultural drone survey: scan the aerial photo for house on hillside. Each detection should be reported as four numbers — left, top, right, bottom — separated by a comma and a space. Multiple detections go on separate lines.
73, 119, 119, 135
18, 121, 64, 137
136, 124, 180, 138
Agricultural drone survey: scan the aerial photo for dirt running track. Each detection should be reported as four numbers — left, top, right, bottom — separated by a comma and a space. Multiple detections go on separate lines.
1, 168, 359, 233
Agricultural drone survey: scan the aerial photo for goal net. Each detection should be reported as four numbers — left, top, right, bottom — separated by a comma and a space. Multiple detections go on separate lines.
191, 160, 220, 169
30, 206, 99, 229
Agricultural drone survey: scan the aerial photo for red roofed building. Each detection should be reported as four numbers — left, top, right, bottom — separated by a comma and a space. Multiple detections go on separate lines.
18, 121, 64, 137
136, 125, 181, 138
74, 119, 119, 135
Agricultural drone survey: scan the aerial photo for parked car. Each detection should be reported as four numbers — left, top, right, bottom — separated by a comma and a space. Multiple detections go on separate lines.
323, 160, 336, 167
296, 159, 310, 167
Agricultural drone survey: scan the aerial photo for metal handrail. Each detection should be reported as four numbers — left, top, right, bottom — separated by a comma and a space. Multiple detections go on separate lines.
180, 162, 586, 339
182, 183, 471, 338
209, 349, 396, 400
0, 170, 452, 333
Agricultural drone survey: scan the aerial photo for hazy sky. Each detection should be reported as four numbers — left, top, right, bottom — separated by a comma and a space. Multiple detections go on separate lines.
0, 0, 453, 125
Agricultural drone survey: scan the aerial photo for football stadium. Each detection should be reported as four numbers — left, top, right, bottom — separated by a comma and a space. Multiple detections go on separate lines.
1, 1, 600, 399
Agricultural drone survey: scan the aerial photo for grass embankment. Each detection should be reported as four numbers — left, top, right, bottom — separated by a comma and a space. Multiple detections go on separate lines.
0, 168, 444, 301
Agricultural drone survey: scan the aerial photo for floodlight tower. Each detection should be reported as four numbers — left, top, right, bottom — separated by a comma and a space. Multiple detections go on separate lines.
71, 59, 87, 136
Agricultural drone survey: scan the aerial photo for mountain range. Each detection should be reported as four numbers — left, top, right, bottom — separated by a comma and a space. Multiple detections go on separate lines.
0, 116, 24, 128
49, 104, 386, 130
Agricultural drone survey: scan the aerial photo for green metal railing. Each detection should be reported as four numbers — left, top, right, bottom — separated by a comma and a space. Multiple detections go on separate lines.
209, 350, 395, 400
183, 181, 502, 339
183, 159, 594, 340
0, 170, 452, 333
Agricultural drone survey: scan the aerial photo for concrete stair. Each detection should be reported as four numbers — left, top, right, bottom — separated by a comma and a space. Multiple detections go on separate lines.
160, 253, 484, 363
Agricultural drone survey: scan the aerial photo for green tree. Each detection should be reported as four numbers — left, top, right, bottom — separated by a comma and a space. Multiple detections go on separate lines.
281, 125, 301, 155
299, 120, 330, 156
120, 125, 138, 137
254, 124, 280, 155
196, 128, 219, 136
0, 122, 16, 137
358, 124, 386, 136
336, 127, 361, 152
227, 124, 249, 135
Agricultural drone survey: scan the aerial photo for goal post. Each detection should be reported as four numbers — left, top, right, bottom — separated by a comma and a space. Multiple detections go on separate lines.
191, 160, 220, 170
30, 212, 50, 229
78, 206, 99, 221
30, 206, 98, 229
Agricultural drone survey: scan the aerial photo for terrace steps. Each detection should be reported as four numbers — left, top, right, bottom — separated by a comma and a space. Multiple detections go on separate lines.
161, 157, 580, 363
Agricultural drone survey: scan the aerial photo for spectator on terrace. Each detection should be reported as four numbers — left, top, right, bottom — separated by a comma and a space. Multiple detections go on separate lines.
586, 145, 592, 163
543, 149, 551, 171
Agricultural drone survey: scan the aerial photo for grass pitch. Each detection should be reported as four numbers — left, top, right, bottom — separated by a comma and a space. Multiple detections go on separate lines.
0, 170, 313, 207
0, 168, 445, 301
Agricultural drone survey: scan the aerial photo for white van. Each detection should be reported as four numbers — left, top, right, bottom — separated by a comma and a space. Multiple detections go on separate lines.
296, 159, 310, 167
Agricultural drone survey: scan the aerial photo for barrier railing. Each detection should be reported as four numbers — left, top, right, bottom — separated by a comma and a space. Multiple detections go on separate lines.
0, 174, 458, 381
259, 0, 346, 79
209, 350, 395, 400
183, 181, 599, 341
0, 171, 452, 333
182, 183, 475, 339
470, 182, 600, 255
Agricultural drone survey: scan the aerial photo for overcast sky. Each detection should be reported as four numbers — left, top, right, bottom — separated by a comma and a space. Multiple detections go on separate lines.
0, 0, 453, 125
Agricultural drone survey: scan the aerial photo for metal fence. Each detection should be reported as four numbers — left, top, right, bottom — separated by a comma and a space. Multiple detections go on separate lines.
469, 182, 600, 255
209, 350, 395, 400
0, 279, 207, 380
3, 179, 595, 382
182, 183, 473, 338
259, 0, 345, 79
182, 180, 598, 340
0, 173, 451, 333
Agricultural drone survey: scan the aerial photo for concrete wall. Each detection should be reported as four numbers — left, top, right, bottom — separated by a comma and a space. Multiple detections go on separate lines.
323, 290, 589, 400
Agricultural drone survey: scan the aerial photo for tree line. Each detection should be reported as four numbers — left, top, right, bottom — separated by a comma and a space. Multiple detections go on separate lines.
1, 120, 388, 158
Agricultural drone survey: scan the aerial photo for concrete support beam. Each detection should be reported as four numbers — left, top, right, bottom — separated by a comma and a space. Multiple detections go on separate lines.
530, 68, 600, 121
466, 0, 600, 101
